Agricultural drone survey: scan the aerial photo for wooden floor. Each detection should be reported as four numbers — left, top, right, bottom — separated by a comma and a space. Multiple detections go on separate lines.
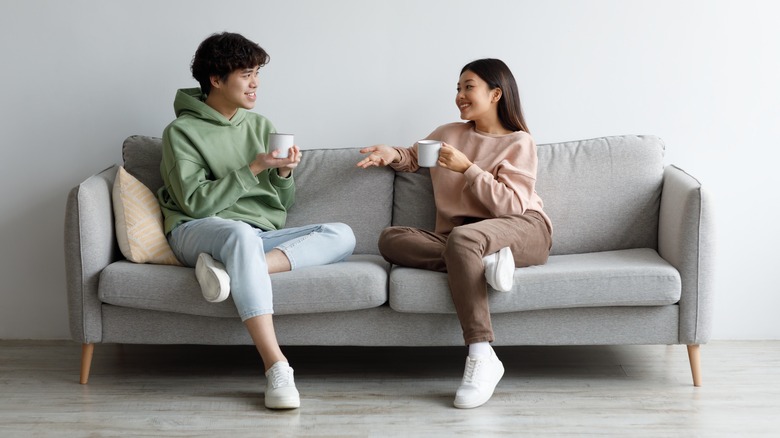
1, 340, 778, 437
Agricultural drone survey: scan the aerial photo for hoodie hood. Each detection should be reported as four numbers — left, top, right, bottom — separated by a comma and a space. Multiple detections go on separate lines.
173, 88, 247, 126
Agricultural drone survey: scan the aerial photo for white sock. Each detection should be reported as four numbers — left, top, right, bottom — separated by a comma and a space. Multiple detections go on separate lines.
468, 342, 492, 358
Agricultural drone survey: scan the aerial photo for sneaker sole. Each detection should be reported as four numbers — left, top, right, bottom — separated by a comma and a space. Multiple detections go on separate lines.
265, 396, 301, 409
493, 247, 514, 292
195, 254, 230, 303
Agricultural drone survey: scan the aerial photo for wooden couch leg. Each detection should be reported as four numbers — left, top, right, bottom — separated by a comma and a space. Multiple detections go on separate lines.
80, 343, 94, 384
687, 344, 702, 387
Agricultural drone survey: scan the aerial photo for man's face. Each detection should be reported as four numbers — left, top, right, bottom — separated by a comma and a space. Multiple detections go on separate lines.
214, 66, 260, 110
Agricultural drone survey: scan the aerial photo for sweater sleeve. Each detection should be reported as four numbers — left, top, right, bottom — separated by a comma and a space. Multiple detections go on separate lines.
463, 134, 539, 217
389, 146, 419, 173
389, 126, 446, 172
269, 169, 295, 210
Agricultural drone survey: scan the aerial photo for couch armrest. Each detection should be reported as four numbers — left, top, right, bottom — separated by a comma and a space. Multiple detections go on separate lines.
64, 165, 120, 343
658, 165, 715, 344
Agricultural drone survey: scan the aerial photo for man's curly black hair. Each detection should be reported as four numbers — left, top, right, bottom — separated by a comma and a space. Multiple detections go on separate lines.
191, 32, 270, 95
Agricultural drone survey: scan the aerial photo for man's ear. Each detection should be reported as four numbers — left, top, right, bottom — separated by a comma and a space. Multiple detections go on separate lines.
210, 75, 223, 90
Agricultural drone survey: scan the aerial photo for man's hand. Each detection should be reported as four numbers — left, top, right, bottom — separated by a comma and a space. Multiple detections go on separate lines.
250, 145, 302, 177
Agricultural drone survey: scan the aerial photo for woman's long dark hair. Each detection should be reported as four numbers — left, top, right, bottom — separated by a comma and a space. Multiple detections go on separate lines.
460, 59, 529, 133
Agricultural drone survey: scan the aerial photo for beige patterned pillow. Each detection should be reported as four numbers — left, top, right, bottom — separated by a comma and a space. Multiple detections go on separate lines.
112, 166, 181, 265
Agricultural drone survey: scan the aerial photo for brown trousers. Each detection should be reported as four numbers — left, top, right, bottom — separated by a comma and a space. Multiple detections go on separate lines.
378, 211, 552, 345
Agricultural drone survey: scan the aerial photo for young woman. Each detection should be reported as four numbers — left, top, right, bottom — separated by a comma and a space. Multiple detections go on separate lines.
158, 32, 356, 410
357, 58, 552, 409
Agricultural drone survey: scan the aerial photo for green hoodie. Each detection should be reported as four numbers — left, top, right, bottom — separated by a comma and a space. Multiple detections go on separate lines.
157, 88, 294, 234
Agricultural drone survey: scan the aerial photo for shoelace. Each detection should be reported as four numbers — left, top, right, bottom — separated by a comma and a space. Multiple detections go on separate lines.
269, 367, 293, 388
462, 357, 484, 384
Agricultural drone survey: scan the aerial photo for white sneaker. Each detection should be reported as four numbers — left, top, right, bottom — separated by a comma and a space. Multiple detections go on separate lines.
265, 361, 300, 409
483, 247, 515, 292
195, 253, 230, 303
453, 349, 505, 409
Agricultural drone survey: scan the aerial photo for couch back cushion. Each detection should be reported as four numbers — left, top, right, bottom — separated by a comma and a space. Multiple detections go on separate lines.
122, 135, 166, 193
392, 135, 665, 256
283, 148, 394, 255
122, 136, 394, 256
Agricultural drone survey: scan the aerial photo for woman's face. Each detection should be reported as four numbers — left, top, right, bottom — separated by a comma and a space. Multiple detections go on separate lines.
456, 70, 499, 122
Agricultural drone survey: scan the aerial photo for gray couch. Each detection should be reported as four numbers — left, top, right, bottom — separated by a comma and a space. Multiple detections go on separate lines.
65, 134, 713, 386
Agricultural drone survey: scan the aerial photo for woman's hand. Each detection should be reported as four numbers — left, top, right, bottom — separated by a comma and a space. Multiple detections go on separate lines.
250, 145, 302, 177
357, 144, 400, 168
438, 142, 472, 173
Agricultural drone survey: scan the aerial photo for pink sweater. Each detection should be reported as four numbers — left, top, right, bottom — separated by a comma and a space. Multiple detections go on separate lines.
391, 122, 552, 235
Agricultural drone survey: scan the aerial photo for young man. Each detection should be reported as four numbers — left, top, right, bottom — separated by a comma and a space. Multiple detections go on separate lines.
157, 32, 356, 409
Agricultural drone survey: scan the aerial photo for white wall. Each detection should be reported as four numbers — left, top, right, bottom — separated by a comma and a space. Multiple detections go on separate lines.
1, 0, 778, 340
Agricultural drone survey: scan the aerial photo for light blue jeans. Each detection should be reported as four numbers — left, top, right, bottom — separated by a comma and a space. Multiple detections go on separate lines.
168, 217, 356, 321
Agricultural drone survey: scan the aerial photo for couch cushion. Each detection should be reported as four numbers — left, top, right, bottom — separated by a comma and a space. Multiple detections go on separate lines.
388, 248, 681, 314
99, 255, 389, 317
121, 136, 394, 256
537, 135, 664, 255
122, 135, 165, 192
391, 167, 436, 232
390, 135, 665, 256
285, 148, 394, 256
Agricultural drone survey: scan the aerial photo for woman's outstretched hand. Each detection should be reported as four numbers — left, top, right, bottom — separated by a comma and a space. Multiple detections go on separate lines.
357, 145, 400, 168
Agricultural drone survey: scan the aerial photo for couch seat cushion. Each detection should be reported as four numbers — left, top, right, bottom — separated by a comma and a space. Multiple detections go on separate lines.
99, 255, 389, 317
388, 248, 681, 314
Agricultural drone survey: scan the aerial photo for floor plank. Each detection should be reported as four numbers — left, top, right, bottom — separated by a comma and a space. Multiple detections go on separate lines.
1, 341, 778, 437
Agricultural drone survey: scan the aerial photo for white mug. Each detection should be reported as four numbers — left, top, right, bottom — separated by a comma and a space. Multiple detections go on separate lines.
417, 140, 442, 167
268, 133, 294, 158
